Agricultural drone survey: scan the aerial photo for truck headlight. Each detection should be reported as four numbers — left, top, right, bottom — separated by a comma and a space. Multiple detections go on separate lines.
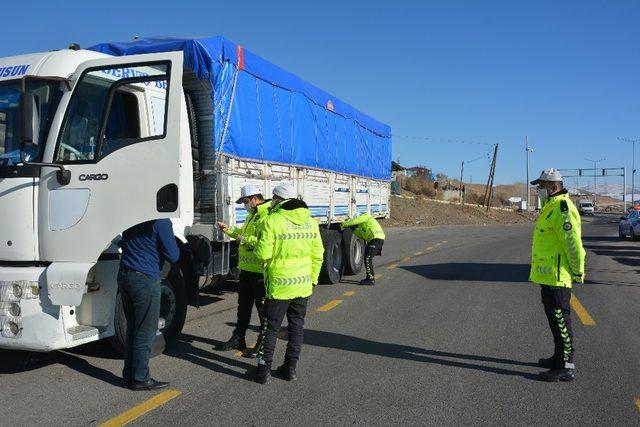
12, 284, 22, 299
9, 303, 20, 317
8, 321, 19, 335
0, 281, 40, 301
0, 317, 22, 338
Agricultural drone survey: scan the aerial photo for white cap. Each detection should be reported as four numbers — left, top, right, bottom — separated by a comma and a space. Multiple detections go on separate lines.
235, 184, 262, 204
531, 168, 563, 185
273, 183, 297, 200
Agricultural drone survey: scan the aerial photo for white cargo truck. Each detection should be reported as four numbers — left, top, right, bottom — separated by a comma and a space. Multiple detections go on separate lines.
0, 37, 392, 352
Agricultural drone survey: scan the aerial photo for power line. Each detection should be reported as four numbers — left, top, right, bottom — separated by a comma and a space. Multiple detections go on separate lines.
392, 135, 495, 146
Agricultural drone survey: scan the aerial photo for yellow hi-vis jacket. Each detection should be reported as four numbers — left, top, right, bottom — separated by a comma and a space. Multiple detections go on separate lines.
340, 213, 386, 243
224, 201, 270, 274
254, 199, 324, 300
529, 189, 586, 288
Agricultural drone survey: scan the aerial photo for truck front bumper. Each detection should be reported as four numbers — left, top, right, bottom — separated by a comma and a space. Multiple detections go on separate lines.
0, 266, 67, 351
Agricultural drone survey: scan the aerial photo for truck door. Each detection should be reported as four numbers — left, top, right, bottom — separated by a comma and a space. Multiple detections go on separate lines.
38, 52, 184, 262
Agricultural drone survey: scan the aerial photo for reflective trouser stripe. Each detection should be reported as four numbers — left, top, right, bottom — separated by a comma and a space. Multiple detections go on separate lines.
554, 308, 573, 362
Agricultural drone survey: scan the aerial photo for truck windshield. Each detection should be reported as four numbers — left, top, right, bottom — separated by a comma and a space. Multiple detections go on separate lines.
0, 80, 63, 168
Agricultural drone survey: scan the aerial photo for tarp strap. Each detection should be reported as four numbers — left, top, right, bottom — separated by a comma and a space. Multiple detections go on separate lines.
255, 78, 264, 160
273, 85, 285, 163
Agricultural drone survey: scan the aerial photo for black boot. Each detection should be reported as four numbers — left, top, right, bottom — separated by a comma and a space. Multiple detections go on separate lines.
359, 277, 376, 286
276, 362, 297, 381
247, 364, 271, 384
217, 333, 246, 351
538, 368, 575, 382
538, 355, 561, 369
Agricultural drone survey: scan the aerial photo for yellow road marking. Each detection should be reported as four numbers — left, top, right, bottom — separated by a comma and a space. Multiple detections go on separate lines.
441, 240, 448, 244
570, 294, 596, 326
374, 274, 382, 279
235, 344, 258, 357
426, 246, 434, 251
414, 251, 424, 256
402, 256, 411, 262
99, 389, 181, 427
387, 264, 398, 269
317, 299, 343, 312
343, 291, 355, 296
635, 398, 640, 413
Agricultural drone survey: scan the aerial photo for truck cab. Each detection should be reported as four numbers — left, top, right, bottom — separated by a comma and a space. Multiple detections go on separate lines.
0, 47, 190, 351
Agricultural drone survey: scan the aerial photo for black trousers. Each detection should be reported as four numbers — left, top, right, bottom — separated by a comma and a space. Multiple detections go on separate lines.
233, 271, 265, 339
257, 297, 309, 367
364, 239, 384, 279
540, 285, 575, 368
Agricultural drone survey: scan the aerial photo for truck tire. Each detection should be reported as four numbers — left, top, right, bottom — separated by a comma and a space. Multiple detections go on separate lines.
110, 264, 188, 356
342, 228, 364, 275
319, 229, 343, 284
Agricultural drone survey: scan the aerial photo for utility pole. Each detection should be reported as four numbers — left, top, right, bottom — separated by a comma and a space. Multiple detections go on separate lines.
619, 137, 640, 207
585, 157, 605, 204
525, 136, 533, 210
459, 160, 464, 204
483, 144, 499, 211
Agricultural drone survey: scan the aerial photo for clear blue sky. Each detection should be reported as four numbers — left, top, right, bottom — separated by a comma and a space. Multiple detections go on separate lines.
4, 0, 639, 188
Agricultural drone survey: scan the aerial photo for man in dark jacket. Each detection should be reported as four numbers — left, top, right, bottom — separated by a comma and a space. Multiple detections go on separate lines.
118, 219, 180, 391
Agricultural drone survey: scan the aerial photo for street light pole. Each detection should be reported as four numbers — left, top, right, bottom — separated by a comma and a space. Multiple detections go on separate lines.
459, 160, 464, 205
585, 157, 605, 204
619, 137, 640, 207
525, 136, 533, 210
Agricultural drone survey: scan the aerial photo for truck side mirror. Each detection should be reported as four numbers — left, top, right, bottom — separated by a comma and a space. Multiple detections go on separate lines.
22, 92, 41, 147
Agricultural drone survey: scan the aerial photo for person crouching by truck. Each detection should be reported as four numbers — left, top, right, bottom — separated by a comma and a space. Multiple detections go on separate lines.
341, 213, 385, 286
216, 185, 270, 357
118, 219, 180, 391
248, 183, 324, 384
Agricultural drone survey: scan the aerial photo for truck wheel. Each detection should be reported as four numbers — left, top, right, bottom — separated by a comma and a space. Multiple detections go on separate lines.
110, 265, 188, 356
342, 228, 364, 275
319, 229, 343, 284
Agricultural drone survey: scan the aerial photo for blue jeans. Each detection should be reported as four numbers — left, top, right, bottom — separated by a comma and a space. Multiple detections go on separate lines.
118, 266, 161, 384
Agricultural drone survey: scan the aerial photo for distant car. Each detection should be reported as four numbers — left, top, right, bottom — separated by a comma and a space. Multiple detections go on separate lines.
578, 200, 595, 216
618, 210, 640, 239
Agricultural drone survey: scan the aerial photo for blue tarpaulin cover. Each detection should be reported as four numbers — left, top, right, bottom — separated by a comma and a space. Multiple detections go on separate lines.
90, 37, 391, 180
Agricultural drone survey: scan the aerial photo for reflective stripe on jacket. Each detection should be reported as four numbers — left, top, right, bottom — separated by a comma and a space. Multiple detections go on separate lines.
254, 199, 324, 300
340, 213, 385, 243
529, 189, 586, 287
225, 202, 270, 273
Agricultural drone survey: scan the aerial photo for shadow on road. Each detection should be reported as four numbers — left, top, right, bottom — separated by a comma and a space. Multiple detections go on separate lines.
302, 329, 538, 380
400, 263, 530, 282
0, 349, 122, 386
164, 333, 253, 380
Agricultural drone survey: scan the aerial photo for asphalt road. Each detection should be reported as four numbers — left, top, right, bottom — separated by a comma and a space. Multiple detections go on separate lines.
1, 215, 639, 425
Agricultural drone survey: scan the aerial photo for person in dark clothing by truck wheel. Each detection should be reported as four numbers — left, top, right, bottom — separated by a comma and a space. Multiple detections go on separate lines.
118, 219, 180, 391
341, 213, 386, 286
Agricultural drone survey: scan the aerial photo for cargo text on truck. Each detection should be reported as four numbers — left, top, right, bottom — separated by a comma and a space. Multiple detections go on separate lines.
0, 37, 391, 353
